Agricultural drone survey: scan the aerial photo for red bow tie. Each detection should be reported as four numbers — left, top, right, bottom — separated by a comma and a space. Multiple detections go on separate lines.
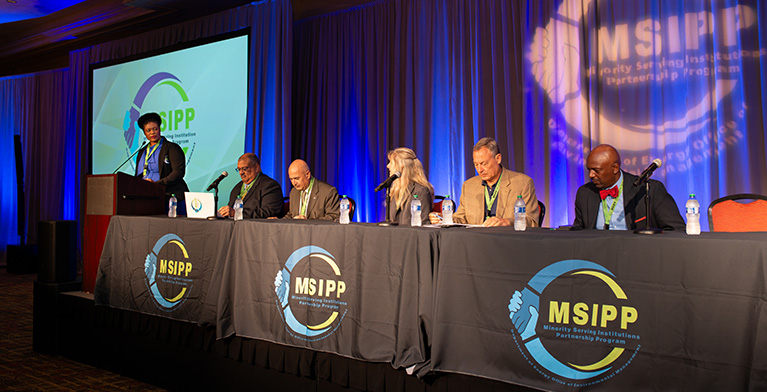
599, 187, 619, 200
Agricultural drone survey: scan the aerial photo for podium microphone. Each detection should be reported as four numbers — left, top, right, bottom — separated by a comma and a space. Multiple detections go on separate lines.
633, 159, 662, 186
206, 171, 229, 191
113, 141, 147, 174
374, 171, 401, 192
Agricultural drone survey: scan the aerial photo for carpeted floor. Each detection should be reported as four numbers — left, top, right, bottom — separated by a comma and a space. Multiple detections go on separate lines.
0, 268, 165, 391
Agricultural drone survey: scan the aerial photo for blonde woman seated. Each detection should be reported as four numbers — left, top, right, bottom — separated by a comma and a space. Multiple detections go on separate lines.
386, 147, 434, 225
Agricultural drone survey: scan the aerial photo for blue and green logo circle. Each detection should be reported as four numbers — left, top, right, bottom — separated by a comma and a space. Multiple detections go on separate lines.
274, 246, 348, 341
122, 72, 196, 159
508, 259, 640, 386
144, 233, 194, 311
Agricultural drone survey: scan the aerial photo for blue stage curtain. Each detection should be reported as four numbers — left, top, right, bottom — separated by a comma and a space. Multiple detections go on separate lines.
23, 69, 72, 238
0, 75, 30, 259
292, 0, 566, 223
248, 0, 293, 186
294, 0, 767, 229
293, 1, 397, 223
0, 70, 69, 261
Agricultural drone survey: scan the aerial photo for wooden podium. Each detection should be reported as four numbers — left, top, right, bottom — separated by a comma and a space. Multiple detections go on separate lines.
83, 172, 165, 292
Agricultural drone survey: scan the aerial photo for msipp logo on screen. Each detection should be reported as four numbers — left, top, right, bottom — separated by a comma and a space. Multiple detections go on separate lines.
122, 72, 197, 162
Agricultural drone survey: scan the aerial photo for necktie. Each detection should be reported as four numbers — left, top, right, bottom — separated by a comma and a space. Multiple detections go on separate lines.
599, 187, 619, 200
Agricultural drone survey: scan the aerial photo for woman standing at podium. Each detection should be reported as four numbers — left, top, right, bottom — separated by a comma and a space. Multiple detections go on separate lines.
135, 112, 189, 213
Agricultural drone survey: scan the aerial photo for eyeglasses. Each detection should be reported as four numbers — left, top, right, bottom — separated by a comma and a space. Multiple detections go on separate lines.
236, 165, 254, 174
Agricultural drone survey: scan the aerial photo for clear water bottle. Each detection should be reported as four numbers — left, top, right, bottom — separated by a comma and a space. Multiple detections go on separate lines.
442, 195, 454, 225
168, 194, 177, 218
514, 195, 526, 231
234, 195, 244, 221
339, 195, 350, 224
685, 194, 701, 235
410, 195, 422, 227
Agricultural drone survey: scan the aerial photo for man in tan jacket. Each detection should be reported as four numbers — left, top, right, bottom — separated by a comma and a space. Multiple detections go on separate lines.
449, 137, 539, 227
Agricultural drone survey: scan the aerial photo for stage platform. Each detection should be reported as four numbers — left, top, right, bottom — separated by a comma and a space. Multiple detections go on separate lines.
35, 281, 532, 392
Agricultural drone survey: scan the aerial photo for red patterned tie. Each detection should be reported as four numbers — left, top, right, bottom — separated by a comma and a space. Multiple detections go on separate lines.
599, 187, 619, 200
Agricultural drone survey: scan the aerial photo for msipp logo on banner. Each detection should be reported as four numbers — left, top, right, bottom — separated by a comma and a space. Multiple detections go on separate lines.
274, 246, 348, 341
508, 260, 640, 387
144, 233, 194, 311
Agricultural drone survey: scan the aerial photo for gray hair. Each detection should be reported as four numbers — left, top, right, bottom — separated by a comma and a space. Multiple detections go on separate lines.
473, 137, 500, 156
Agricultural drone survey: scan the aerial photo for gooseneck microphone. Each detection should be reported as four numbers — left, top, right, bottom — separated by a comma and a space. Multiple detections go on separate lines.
374, 171, 401, 192
206, 171, 229, 191
113, 141, 148, 174
633, 159, 662, 186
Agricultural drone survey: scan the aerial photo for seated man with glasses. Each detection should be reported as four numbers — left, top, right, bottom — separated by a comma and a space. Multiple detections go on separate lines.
217, 153, 284, 219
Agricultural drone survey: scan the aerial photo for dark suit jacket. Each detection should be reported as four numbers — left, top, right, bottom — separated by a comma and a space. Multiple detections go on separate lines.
284, 178, 340, 220
135, 136, 189, 198
227, 172, 284, 219
572, 171, 685, 231
387, 182, 433, 226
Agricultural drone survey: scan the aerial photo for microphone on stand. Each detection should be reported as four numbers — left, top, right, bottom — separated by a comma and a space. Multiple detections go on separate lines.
376, 171, 401, 227
374, 171, 401, 192
206, 171, 229, 191
633, 159, 662, 186
113, 141, 147, 174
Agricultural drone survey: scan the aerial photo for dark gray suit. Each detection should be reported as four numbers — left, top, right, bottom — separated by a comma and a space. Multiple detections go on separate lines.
284, 178, 340, 220
387, 182, 433, 226
573, 171, 685, 231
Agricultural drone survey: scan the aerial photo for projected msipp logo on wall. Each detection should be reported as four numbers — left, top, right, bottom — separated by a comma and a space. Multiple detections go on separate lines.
508, 260, 640, 387
274, 246, 348, 341
122, 72, 197, 160
144, 233, 194, 311
529, 0, 762, 174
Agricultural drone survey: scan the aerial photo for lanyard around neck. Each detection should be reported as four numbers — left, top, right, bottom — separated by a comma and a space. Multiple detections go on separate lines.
484, 170, 503, 214
601, 181, 624, 229
240, 173, 259, 198
142, 140, 161, 177
300, 177, 315, 217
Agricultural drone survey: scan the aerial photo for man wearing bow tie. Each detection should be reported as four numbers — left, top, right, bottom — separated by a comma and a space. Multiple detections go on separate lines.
572, 144, 685, 231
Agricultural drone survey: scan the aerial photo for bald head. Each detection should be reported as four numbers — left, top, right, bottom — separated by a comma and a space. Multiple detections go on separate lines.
590, 145, 621, 166
288, 159, 312, 191
289, 159, 310, 173
586, 144, 621, 189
